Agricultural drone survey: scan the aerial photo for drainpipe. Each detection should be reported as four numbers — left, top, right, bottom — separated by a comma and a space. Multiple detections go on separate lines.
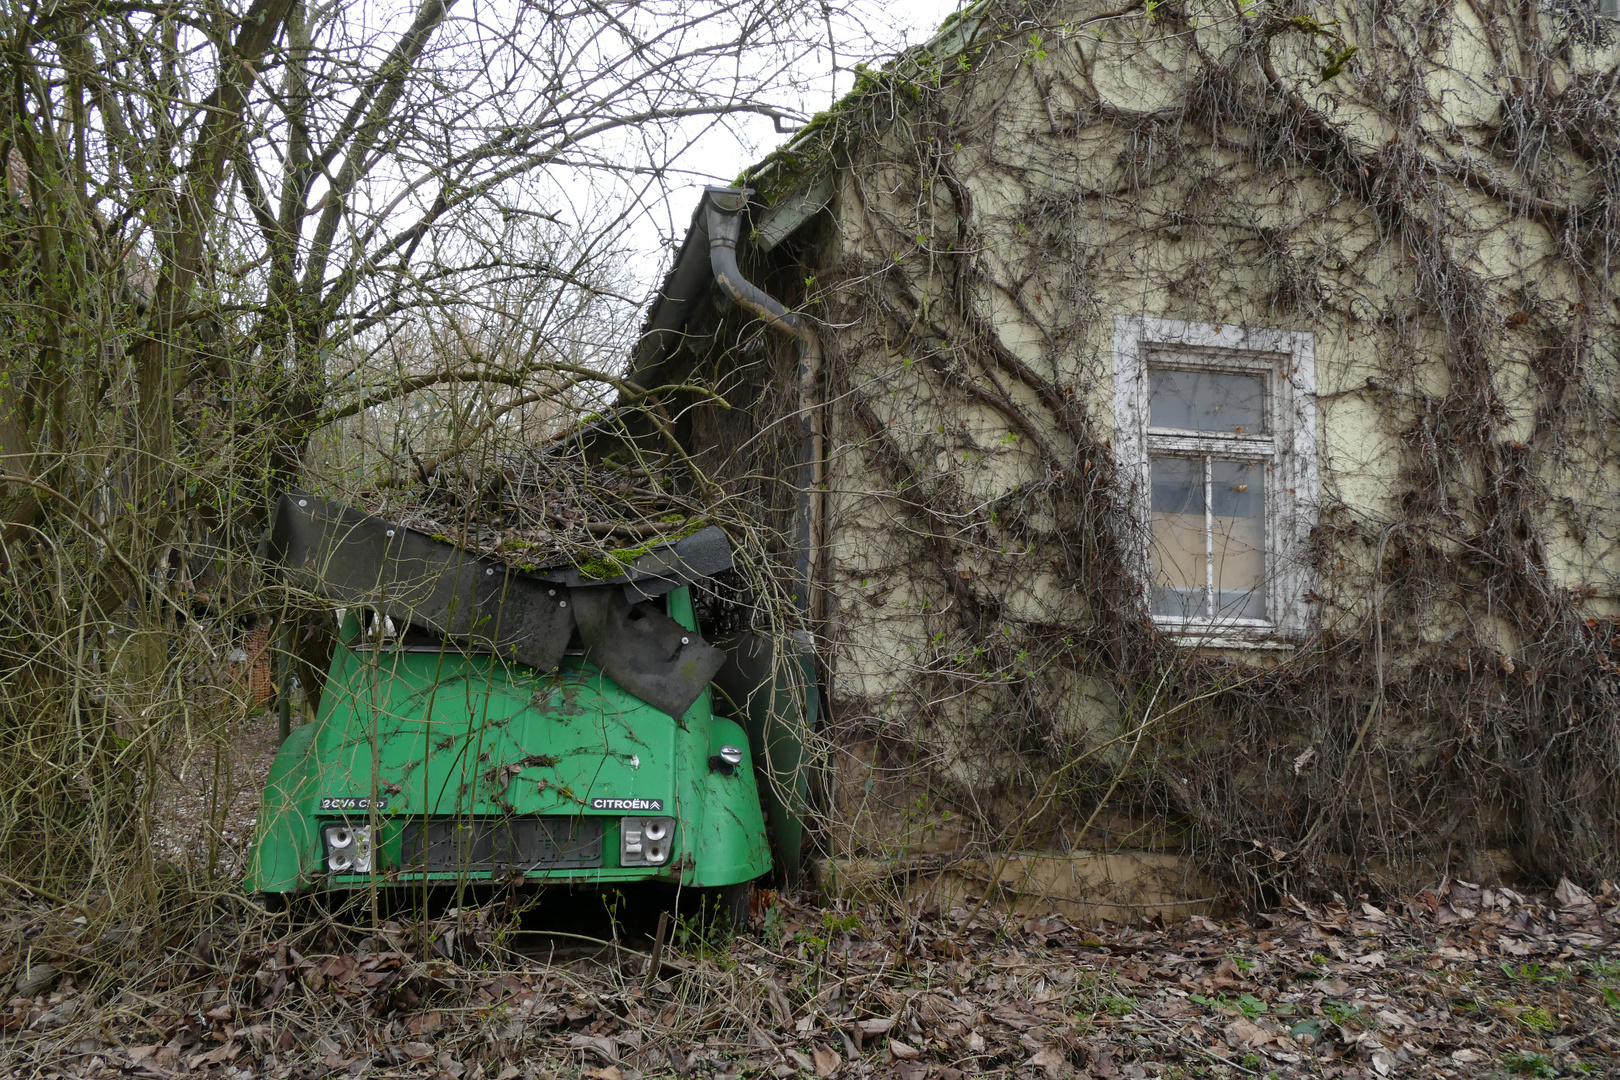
702, 187, 825, 632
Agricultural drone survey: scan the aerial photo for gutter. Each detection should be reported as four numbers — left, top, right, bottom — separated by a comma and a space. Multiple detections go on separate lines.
701, 187, 825, 630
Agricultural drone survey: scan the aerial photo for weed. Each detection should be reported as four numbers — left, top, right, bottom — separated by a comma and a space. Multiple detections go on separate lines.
1321, 1000, 1378, 1030
1103, 995, 1135, 1017
822, 911, 862, 934
1585, 958, 1620, 980
1502, 963, 1560, 983
759, 904, 786, 947
673, 903, 737, 959
1503, 1051, 1558, 1077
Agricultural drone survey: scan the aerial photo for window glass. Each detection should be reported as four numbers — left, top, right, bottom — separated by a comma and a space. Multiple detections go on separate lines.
1149, 456, 1268, 622
1211, 460, 1266, 620
1149, 368, 1265, 434
1149, 456, 1205, 619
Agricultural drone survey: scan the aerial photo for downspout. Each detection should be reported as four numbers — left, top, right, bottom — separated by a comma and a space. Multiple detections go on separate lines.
702, 187, 825, 632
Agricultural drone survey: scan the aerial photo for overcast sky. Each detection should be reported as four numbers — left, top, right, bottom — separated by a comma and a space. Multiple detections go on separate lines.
632, 0, 961, 263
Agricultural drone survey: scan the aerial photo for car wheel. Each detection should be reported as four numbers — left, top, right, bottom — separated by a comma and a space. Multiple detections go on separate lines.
718, 879, 754, 930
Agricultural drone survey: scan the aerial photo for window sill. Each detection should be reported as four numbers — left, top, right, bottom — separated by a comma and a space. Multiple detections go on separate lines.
1154, 623, 1299, 650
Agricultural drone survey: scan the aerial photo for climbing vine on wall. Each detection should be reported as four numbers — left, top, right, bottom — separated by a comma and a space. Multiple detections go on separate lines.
665, 0, 1620, 902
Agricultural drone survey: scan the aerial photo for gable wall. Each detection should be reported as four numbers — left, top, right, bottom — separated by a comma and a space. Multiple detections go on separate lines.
772, 0, 1620, 898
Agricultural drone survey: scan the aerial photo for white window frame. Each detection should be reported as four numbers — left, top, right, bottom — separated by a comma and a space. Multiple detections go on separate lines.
1113, 315, 1318, 646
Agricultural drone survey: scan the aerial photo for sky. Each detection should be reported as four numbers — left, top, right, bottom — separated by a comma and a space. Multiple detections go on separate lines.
629, 0, 962, 272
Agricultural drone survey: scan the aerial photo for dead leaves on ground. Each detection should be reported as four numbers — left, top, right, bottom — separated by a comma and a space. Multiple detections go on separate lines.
2, 877, 1620, 1078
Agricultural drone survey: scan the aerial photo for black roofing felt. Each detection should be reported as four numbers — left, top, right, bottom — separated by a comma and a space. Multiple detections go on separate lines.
262, 492, 731, 717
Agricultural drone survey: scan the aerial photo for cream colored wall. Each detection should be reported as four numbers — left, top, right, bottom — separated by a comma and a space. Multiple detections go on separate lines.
802, 0, 1620, 862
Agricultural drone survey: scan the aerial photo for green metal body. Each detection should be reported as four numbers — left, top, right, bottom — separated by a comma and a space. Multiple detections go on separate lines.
245, 587, 772, 894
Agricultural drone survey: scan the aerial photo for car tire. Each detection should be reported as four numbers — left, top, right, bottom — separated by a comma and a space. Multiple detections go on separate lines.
718, 879, 754, 930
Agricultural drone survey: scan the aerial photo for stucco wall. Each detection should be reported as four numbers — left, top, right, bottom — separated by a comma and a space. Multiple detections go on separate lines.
759, 0, 1620, 892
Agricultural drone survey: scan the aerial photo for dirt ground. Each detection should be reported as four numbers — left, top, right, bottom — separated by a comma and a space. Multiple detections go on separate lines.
0, 874, 1617, 1080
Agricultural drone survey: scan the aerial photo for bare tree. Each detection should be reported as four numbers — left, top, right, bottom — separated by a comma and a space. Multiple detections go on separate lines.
0, 0, 848, 899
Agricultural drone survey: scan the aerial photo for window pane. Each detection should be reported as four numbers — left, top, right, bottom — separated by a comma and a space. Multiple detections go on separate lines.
1150, 456, 1206, 619
1149, 368, 1265, 433
1211, 460, 1266, 619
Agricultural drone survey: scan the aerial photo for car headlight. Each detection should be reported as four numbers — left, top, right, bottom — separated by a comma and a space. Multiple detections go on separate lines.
323, 823, 373, 873
620, 817, 674, 867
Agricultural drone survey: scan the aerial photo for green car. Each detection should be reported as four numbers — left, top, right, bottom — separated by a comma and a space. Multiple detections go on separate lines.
244, 495, 797, 918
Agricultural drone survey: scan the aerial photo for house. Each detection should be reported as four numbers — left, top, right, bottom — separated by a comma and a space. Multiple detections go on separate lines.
622, 0, 1620, 913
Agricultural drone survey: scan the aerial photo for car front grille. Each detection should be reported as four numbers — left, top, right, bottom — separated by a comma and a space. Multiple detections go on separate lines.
400, 815, 604, 873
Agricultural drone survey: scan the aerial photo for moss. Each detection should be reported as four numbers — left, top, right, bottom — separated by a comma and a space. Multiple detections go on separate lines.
576, 518, 709, 580
579, 551, 638, 580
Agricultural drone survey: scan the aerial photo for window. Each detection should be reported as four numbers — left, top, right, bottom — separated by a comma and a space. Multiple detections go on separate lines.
1113, 316, 1318, 644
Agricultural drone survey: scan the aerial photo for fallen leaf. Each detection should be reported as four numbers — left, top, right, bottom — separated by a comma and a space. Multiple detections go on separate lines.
1028, 1045, 1067, 1076
766, 979, 794, 1028
1354, 950, 1387, 968
407, 1010, 442, 1034
887, 1038, 921, 1061
1556, 877, 1598, 917
568, 1034, 620, 1062
1223, 1019, 1276, 1049
13, 964, 58, 998
811, 1044, 840, 1077
856, 1018, 894, 1037
583, 1068, 623, 1080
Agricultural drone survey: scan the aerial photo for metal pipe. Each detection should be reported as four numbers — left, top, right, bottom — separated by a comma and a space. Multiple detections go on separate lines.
703, 187, 825, 627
